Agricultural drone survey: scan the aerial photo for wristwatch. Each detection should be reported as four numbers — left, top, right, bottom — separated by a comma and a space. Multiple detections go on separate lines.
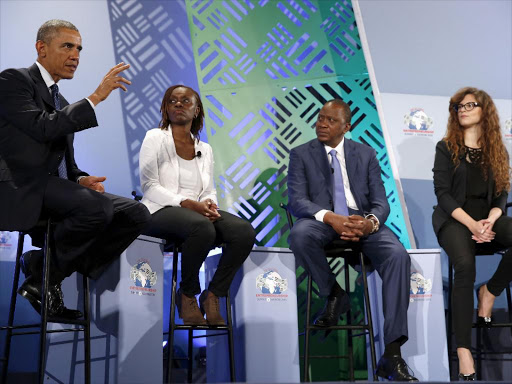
364, 214, 380, 234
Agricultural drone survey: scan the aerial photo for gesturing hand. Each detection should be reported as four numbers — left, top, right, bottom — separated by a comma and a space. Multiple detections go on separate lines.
88, 63, 131, 106
79, 176, 106, 193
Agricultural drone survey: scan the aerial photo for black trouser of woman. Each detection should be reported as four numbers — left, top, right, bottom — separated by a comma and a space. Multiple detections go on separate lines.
438, 215, 512, 349
144, 206, 256, 297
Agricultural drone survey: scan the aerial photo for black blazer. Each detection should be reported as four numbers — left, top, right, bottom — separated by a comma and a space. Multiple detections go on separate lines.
432, 140, 508, 236
0, 64, 98, 230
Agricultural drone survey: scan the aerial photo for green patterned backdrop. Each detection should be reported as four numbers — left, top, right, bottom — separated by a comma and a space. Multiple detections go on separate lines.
186, 0, 411, 249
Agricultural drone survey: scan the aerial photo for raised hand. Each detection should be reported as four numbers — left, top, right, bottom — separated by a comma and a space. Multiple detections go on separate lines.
88, 63, 131, 106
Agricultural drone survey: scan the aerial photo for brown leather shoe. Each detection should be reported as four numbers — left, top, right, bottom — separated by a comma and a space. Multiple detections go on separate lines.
176, 289, 207, 325
199, 290, 226, 325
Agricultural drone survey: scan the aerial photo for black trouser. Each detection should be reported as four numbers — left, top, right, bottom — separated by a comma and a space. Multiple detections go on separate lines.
438, 216, 512, 349
144, 206, 256, 297
30, 176, 151, 283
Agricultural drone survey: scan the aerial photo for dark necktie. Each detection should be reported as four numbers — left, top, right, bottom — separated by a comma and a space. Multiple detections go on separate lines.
50, 84, 67, 179
329, 149, 349, 216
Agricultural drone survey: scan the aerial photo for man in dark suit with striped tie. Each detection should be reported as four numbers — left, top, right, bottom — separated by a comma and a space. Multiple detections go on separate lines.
0, 20, 151, 319
287, 99, 417, 381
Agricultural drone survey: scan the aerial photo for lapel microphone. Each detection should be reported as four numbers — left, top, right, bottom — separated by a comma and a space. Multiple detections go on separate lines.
195, 151, 202, 159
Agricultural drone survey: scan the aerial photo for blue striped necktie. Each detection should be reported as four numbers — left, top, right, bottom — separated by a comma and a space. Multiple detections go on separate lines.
329, 149, 349, 216
50, 84, 67, 179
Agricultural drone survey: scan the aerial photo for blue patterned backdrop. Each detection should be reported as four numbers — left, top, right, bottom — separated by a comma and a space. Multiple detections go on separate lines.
108, 0, 412, 249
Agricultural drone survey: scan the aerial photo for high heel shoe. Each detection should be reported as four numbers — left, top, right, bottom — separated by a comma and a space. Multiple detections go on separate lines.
476, 285, 493, 328
458, 372, 476, 381
476, 315, 492, 328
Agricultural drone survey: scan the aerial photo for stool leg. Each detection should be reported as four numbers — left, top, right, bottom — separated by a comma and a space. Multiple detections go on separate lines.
475, 327, 482, 380
166, 248, 179, 384
38, 220, 52, 384
83, 275, 91, 384
344, 259, 354, 381
1, 232, 25, 383
507, 285, 512, 339
226, 291, 236, 382
303, 274, 312, 382
447, 261, 453, 379
187, 329, 193, 383
360, 253, 377, 381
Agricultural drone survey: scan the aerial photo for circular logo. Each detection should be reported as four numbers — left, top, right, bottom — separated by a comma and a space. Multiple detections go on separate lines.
410, 272, 432, 295
256, 270, 288, 295
404, 108, 433, 131
130, 260, 157, 288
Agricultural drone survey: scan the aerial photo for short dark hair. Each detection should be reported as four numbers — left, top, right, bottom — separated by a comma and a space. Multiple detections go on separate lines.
37, 19, 79, 43
326, 99, 352, 124
159, 85, 205, 141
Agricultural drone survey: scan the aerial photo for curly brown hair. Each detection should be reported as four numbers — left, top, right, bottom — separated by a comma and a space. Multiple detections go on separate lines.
444, 87, 510, 194
159, 85, 204, 141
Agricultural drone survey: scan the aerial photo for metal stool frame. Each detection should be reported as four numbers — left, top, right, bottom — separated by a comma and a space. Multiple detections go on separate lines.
0, 220, 91, 384
164, 244, 236, 384
281, 203, 377, 381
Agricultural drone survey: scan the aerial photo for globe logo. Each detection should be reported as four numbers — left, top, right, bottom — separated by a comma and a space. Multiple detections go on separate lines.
504, 119, 512, 135
403, 108, 433, 131
130, 260, 157, 288
256, 270, 288, 295
410, 272, 432, 295
0, 231, 11, 245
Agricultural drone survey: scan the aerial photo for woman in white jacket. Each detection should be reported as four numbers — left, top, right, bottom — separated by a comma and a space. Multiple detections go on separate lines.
139, 85, 256, 325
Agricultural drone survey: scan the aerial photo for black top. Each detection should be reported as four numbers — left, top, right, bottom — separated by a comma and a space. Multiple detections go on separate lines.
432, 140, 507, 236
463, 147, 489, 221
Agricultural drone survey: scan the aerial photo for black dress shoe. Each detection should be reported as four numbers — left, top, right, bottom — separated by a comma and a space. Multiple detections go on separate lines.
458, 372, 476, 381
20, 249, 43, 278
18, 277, 83, 320
376, 355, 418, 382
314, 286, 350, 327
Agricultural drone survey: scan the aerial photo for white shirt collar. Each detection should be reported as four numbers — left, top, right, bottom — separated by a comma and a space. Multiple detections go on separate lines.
35, 61, 56, 90
323, 137, 345, 156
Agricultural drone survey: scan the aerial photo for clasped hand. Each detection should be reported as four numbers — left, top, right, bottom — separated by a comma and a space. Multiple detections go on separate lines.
326, 213, 373, 242
181, 199, 221, 222
470, 219, 496, 243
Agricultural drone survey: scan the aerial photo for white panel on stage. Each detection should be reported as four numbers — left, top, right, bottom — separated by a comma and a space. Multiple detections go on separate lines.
45, 235, 165, 384
205, 246, 300, 383
367, 248, 449, 381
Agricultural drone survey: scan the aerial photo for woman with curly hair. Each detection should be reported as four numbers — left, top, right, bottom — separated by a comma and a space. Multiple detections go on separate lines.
433, 87, 512, 380
139, 85, 256, 325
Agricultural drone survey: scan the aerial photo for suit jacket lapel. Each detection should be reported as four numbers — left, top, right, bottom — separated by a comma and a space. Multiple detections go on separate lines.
28, 64, 55, 109
344, 139, 358, 187
310, 139, 333, 198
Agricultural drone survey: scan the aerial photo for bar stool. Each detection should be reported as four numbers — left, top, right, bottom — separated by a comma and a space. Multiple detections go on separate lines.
0, 219, 91, 384
280, 203, 377, 381
447, 249, 512, 380
164, 242, 235, 384
131, 192, 236, 383
445, 201, 512, 380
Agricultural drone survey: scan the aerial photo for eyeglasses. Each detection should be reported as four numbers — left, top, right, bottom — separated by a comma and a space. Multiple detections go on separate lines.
169, 98, 192, 105
452, 102, 480, 113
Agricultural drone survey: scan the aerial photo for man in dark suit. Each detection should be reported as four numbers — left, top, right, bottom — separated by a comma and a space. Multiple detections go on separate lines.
288, 99, 417, 381
0, 20, 151, 319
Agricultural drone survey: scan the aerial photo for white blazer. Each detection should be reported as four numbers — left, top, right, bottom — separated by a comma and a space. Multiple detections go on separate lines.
139, 127, 217, 214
